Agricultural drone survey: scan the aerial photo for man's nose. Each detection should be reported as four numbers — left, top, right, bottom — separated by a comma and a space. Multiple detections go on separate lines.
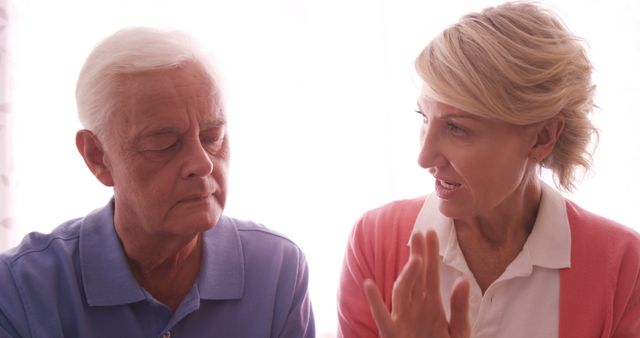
181, 139, 214, 178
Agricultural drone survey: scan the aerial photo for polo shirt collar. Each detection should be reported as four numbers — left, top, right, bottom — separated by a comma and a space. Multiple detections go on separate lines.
524, 182, 571, 269
196, 216, 244, 300
80, 199, 146, 306
411, 182, 571, 269
80, 201, 245, 306
411, 193, 455, 257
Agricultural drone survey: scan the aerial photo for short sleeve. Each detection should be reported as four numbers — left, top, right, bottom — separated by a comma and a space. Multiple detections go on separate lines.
278, 248, 315, 338
0, 258, 29, 338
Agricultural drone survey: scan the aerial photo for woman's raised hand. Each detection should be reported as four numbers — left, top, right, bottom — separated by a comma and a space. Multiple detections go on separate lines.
363, 230, 471, 338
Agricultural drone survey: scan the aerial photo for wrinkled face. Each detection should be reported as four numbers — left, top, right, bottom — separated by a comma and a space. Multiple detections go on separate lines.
416, 86, 538, 219
103, 61, 228, 238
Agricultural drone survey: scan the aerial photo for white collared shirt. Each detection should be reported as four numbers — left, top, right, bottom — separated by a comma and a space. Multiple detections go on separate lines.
412, 182, 572, 338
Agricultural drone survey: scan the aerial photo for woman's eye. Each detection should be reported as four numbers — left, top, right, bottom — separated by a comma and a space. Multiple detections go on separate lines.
415, 110, 428, 124
447, 122, 466, 135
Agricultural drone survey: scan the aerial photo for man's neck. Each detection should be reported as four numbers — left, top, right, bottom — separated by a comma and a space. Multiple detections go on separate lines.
115, 225, 204, 312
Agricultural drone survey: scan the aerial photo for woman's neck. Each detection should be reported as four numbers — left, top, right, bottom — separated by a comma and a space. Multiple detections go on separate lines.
453, 178, 542, 293
456, 177, 542, 244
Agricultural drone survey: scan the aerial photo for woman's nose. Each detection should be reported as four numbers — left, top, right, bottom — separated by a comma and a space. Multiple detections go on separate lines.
417, 123, 446, 170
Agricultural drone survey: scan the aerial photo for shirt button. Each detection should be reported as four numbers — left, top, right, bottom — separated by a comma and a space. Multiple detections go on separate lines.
162, 331, 171, 338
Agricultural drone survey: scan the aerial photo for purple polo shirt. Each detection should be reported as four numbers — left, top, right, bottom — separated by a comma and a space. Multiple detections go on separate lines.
0, 200, 315, 338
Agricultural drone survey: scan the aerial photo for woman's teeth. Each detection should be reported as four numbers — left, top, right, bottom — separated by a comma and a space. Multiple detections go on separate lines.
439, 180, 460, 190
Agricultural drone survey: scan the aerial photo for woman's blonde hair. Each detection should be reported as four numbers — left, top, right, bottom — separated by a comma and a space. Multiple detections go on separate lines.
415, 1, 598, 191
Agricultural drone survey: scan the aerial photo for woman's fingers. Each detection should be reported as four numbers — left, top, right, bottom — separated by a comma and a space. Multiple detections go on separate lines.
364, 231, 471, 338
449, 277, 471, 338
363, 279, 393, 335
425, 230, 442, 303
410, 232, 428, 299
391, 255, 423, 312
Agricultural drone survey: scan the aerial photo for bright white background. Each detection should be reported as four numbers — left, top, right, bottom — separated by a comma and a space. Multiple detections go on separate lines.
7, 0, 640, 336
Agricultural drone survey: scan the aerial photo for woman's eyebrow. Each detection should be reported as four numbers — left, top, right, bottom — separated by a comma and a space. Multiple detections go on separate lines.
443, 113, 482, 121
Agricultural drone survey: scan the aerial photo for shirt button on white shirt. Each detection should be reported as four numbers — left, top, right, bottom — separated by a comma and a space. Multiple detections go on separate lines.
162, 331, 171, 338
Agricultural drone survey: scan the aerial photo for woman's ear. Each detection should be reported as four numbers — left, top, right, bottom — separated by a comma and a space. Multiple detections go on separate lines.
530, 115, 565, 162
75, 130, 115, 187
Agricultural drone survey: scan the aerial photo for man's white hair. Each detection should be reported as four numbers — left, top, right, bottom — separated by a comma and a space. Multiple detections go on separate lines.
75, 27, 218, 140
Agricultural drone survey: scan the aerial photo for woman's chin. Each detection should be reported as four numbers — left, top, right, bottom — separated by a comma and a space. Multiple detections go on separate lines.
437, 199, 471, 219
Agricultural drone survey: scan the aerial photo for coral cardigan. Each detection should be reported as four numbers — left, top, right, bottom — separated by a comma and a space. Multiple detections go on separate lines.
338, 197, 640, 338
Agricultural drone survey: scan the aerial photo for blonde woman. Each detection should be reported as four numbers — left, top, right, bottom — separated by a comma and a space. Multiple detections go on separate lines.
338, 2, 640, 337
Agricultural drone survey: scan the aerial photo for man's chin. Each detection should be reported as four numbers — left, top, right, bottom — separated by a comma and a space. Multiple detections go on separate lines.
188, 215, 218, 232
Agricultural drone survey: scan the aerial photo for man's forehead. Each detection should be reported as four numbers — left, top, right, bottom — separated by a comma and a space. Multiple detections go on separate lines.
110, 94, 225, 137
115, 61, 219, 90
128, 87, 221, 108
135, 105, 225, 129
114, 70, 222, 110
117, 73, 219, 96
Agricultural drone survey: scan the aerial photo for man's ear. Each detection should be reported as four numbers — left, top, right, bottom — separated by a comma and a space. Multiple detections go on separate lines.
75, 130, 115, 187
530, 115, 565, 162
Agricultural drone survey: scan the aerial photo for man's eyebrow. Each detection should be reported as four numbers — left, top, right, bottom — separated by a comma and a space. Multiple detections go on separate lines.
136, 118, 226, 142
203, 119, 226, 130
140, 128, 180, 138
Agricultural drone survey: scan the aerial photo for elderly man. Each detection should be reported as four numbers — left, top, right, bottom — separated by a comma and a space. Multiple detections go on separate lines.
0, 28, 314, 337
